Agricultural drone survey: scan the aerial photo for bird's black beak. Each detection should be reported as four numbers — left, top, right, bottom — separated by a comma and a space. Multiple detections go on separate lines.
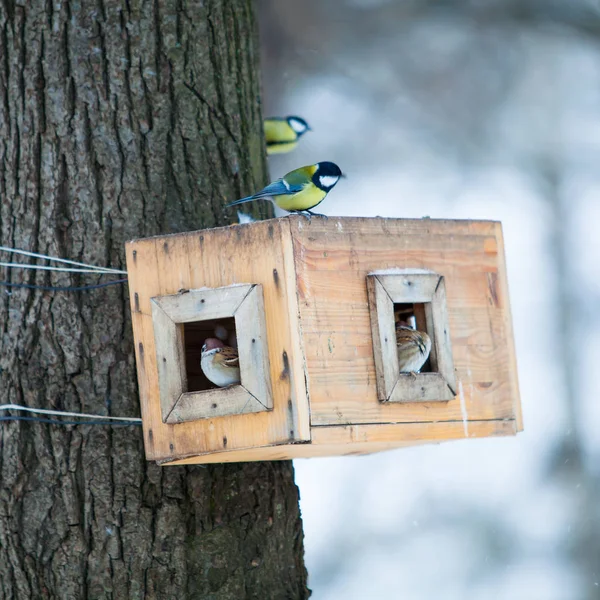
341, 173, 348, 179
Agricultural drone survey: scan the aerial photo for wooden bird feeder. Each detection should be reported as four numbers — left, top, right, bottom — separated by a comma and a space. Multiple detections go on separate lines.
126, 217, 522, 465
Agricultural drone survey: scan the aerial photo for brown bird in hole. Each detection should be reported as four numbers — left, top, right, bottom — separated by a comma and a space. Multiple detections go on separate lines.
200, 338, 241, 387
396, 320, 431, 374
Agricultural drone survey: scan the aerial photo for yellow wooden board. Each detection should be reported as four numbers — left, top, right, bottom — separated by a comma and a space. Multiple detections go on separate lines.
163, 419, 517, 465
289, 217, 522, 431
126, 220, 311, 462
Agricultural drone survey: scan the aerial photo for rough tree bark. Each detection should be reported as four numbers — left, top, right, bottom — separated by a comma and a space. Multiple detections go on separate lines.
0, 1, 310, 598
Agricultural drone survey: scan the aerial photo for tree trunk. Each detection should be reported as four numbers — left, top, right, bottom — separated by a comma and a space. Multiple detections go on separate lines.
0, 1, 310, 598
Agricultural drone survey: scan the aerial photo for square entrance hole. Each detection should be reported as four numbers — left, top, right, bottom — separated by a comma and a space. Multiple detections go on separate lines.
393, 302, 434, 373
183, 317, 238, 392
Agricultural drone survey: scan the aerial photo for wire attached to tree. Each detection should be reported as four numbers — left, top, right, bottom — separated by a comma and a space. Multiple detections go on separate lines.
0, 251, 137, 428
0, 403, 142, 423
0, 416, 141, 427
0, 246, 127, 275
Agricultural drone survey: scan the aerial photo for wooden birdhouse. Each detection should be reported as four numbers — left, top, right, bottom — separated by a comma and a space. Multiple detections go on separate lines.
126, 217, 522, 465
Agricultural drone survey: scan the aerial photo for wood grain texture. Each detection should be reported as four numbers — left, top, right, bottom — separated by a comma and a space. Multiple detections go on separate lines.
163, 418, 517, 464
430, 276, 457, 393
126, 219, 311, 462
289, 216, 521, 429
388, 373, 453, 403
166, 386, 265, 423
234, 285, 274, 409
494, 222, 524, 432
152, 285, 252, 322
376, 272, 440, 303
150, 301, 186, 421
366, 275, 398, 399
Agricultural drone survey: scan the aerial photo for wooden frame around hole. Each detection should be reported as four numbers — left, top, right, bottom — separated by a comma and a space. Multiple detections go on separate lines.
366, 271, 456, 403
150, 284, 273, 424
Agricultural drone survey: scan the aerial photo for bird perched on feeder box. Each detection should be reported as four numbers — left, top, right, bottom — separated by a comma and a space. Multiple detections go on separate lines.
226, 161, 343, 217
264, 116, 311, 155
200, 338, 241, 387
396, 322, 432, 373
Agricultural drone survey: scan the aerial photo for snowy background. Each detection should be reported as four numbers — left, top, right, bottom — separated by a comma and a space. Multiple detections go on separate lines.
258, 1, 600, 598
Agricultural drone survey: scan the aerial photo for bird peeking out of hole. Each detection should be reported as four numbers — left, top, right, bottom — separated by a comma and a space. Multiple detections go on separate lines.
396, 320, 431, 374
264, 116, 311, 155
201, 338, 241, 388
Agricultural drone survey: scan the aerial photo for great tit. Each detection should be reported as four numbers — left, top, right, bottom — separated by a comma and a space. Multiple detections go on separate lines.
226, 162, 343, 216
264, 116, 311, 155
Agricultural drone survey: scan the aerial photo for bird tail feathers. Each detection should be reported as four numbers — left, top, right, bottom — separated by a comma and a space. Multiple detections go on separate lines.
226, 196, 255, 207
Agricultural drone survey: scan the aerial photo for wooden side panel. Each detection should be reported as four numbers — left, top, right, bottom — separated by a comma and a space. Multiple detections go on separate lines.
150, 301, 185, 421
494, 222, 523, 432
289, 217, 521, 428
388, 373, 452, 403
162, 419, 518, 465
366, 275, 397, 399
152, 285, 252, 322
430, 277, 457, 393
167, 387, 265, 423
376, 272, 440, 302
126, 219, 310, 462
234, 285, 273, 409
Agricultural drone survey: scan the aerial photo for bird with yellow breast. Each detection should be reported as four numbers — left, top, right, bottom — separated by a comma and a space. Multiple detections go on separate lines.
226, 161, 343, 217
264, 116, 311, 155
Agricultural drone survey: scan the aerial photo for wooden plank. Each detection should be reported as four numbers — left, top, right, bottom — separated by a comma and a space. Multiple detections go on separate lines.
413, 303, 428, 335
152, 284, 252, 323
150, 301, 186, 421
281, 223, 312, 441
375, 272, 440, 303
289, 217, 520, 429
366, 275, 398, 400
297, 302, 506, 342
154, 234, 192, 294
166, 386, 265, 423
494, 222, 523, 431
388, 373, 454, 403
126, 218, 311, 462
234, 285, 273, 409
304, 342, 513, 425
421, 301, 436, 369
297, 269, 498, 314
447, 307, 505, 346
161, 418, 517, 465
126, 238, 180, 459
297, 247, 500, 273
430, 276, 457, 394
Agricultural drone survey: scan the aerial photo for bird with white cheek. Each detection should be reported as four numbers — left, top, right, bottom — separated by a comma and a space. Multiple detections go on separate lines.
226, 161, 343, 217
396, 321, 432, 374
264, 116, 311, 155
200, 338, 241, 388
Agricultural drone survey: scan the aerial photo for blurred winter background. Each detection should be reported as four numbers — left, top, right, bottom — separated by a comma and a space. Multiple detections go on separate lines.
257, 1, 600, 598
